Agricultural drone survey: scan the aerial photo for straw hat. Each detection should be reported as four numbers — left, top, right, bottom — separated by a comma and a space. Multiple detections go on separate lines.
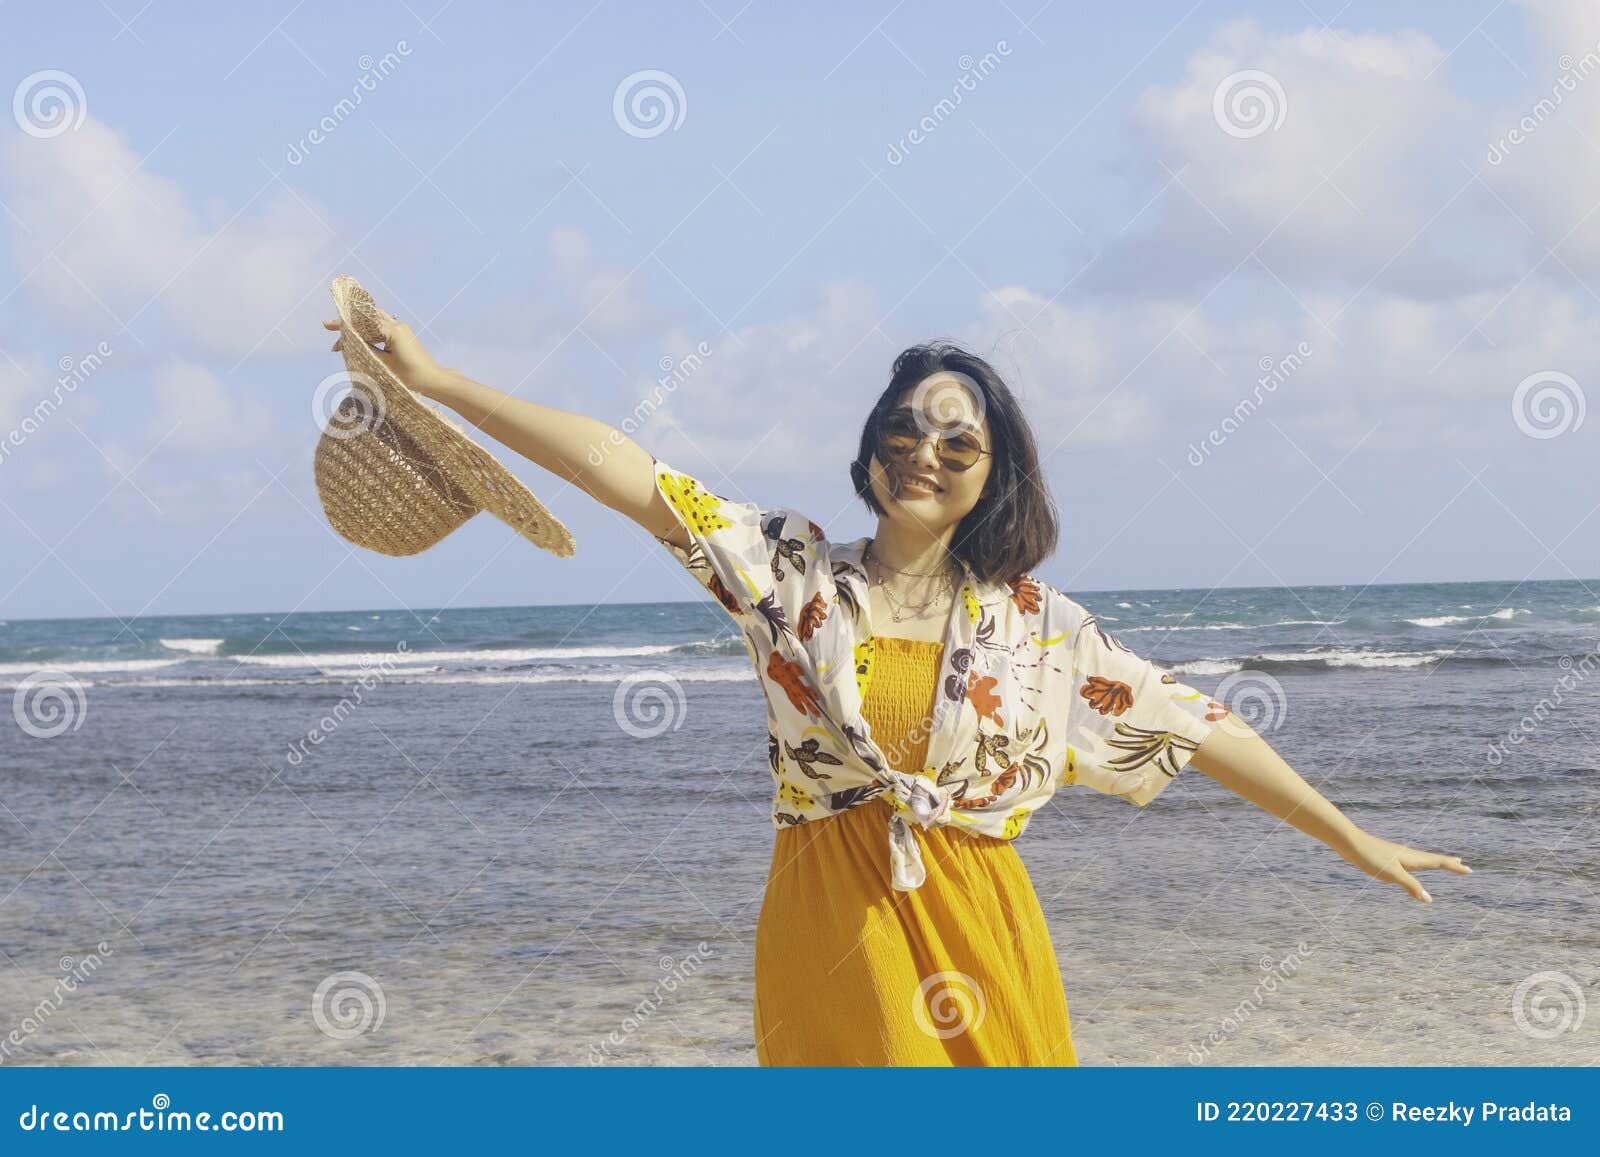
313, 276, 575, 558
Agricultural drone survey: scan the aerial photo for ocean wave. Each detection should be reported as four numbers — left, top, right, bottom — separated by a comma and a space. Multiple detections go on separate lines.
1123, 623, 1248, 632
227, 642, 703, 668
1127, 618, 1347, 632
1406, 608, 1530, 628
0, 657, 181, 676
18, 667, 757, 690
1168, 648, 1457, 676
0, 638, 742, 680
160, 637, 223, 655
1167, 658, 1244, 676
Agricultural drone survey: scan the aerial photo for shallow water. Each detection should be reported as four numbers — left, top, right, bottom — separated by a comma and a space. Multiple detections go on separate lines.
2, 581, 1597, 1065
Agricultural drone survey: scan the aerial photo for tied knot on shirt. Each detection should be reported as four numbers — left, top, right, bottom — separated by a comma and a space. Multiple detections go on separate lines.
887, 772, 952, 827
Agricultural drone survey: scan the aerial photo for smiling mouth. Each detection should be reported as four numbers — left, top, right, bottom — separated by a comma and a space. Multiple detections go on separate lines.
893, 470, 942, 496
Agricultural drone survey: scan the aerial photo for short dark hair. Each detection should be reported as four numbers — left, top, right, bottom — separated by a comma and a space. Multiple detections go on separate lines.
849, 342, 1059, 585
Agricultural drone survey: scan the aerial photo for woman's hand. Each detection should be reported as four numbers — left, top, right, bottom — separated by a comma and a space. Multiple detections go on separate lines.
1333, 828, 1471, 902
323, 313, 451, 400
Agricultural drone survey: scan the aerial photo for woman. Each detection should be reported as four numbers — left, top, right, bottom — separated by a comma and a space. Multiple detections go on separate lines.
324, 314, 1472, 1066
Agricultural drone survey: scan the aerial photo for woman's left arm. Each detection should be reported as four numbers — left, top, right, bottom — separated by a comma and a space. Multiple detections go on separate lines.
1188, 718, 1472, 903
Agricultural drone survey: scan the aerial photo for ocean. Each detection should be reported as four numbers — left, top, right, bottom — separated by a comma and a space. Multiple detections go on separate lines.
1, 578, 1597, 1066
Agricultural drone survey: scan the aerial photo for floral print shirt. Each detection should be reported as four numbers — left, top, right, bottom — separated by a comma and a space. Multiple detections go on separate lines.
651, 456, 1231, 891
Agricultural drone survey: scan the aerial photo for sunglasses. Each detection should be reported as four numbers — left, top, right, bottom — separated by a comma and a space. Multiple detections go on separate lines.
873, 407, 993, 472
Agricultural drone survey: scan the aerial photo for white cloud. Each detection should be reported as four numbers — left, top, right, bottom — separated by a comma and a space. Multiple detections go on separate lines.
147, 360, 273, 455
1096, 19, 1472, 293
1482, 0, 1600, 266
640, 280, 884, 486
2, 117, 330, 355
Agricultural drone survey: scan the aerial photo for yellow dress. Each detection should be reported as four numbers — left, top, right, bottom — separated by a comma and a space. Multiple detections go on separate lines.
753, 634, 1078, 1066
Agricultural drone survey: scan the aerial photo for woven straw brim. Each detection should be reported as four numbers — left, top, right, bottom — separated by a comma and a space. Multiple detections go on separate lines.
314, 276, 575, 558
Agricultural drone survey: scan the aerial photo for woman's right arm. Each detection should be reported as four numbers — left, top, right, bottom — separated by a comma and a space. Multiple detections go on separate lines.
324, 314, 690, 550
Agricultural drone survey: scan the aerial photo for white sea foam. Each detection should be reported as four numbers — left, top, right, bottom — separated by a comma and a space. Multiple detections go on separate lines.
75, 667, 755, 689
228, 642, 691, 668
160, 638, 223, 655
0, 657, 179, 677
1260, 648, 1446, 669
1407, 608, 1529, 627
1123, 623, 1251, 632
1168, 658, 1244, 676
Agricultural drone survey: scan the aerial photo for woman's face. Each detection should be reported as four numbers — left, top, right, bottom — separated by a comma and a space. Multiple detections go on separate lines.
866, 372, 994, 533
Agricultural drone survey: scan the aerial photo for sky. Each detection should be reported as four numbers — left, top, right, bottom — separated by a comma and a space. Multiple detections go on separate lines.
1, 0, 1598, 621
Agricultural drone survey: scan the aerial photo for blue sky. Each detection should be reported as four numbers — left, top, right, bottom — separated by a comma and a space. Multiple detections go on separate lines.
2, 0, 1597, 620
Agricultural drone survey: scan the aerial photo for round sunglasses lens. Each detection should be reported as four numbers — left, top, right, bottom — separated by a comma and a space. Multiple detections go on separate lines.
877, 413, 920, 455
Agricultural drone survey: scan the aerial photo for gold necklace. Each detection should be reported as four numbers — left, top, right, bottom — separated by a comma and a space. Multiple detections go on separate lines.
866, 542, 955, 623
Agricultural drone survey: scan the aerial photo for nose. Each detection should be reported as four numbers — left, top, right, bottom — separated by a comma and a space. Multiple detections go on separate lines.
909, 435, 941, 470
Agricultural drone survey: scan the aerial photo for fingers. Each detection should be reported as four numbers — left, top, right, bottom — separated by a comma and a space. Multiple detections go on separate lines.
322, 319, 341, 331
1403, 848, 1473, 875
1393, 866, 1432, 903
